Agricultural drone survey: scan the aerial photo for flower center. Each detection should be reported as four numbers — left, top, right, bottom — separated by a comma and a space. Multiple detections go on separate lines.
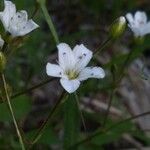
66, 70, 79, 80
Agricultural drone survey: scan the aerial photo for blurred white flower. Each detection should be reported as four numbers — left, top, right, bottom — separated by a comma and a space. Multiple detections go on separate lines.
46, 43, 105, 93
0, 0, 39, 37
126, 11, 150, 37
0, 35, 4, 47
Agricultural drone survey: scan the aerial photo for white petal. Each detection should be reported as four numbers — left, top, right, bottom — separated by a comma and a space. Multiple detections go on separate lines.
8, 10, 28, 36
46, 63, 63, 78
128, 26, 141, 37
60, 78, 80, 93
140, 22, 150, 36
0, 35, 4, 47
126, 13, 134, 25
57, 43, 75, 70
0, 0, 16, 30
78, 67, 105, 81
15, 19, 39, 36
134, 11, 147, 24
73, 44, 93, 71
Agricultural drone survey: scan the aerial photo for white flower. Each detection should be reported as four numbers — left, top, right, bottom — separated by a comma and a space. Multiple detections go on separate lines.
0, 0, 39, 37
126, 11, 150, 37
0, 35, 4, 48
46, 43, 105, 93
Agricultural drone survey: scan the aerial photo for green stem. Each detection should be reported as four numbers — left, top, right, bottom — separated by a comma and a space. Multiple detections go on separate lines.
1, 74, 25, 150
102, 89, 115, 127
39, 1, 59, 44
29, 91, 66, 149
74, 92, 86, 131
116, 48, 135, 84
0, 78, 55, 103
69, 111, 150, 149
12, 78, 55, 99
94, 37, 111, 55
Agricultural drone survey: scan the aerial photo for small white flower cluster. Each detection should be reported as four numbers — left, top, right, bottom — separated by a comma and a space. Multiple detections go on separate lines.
0, 0, 39, 47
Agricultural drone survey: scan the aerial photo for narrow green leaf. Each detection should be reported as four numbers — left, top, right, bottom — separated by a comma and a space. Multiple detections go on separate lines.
63, 94, 80, 149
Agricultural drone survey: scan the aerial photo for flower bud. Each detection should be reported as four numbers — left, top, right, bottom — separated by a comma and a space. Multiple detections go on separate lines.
109, 16, 126, 39
0, 52, 6, 72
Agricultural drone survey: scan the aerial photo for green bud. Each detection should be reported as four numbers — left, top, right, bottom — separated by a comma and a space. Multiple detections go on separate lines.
110, 16, 126, 39
0, 52, 6, 72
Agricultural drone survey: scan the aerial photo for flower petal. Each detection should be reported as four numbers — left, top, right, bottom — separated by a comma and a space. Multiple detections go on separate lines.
60, 78, 80, 93
57, 43, 75, 70
126, 13, 134, 25
140, 22, 150, 36
78, 67, 105, 81
46, 63, 63, 78
15, 19, 39, 36
0, 0, 16, 30
134, 11, 147, 24
8, 10, 28, 36
73, 44, 93, 71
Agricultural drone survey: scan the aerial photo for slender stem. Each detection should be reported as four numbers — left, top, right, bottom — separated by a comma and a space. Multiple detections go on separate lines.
31, 1, 40, 19
1, 74, 25, 150
29, 91, 66, 149
11, 78, 55, 99
102, 89, 115, 127
94, 37, 111, 55
74, 92, 86, 131
39, 2, 59, 44
116, 49, 134, 84
69, 111, 150, 149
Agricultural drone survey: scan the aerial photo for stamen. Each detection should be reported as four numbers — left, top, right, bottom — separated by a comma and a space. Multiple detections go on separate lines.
63, 52, 66, 55
83, 53, 87, 56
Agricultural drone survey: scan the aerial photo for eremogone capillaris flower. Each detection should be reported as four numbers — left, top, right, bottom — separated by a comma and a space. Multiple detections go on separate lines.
46, 43, 105, 93
126, 11, 150, 37
0, 0, 39, 37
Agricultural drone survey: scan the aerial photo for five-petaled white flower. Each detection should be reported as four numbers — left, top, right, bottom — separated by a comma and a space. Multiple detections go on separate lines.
46, 43, 105, 93
126, 11, 150, 37
0, 35, 4, 48
0, 0, 39, 37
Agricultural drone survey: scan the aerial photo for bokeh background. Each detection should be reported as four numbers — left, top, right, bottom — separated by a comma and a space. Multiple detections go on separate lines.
0, 0, 150, 149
